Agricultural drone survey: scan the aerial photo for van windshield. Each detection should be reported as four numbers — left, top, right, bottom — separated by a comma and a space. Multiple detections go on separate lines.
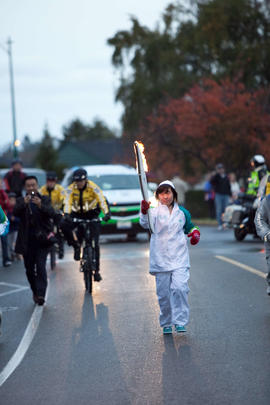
89, 174, 140, 190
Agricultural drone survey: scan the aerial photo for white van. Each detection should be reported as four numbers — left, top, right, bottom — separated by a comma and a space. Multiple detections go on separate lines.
61, 164, 152, 238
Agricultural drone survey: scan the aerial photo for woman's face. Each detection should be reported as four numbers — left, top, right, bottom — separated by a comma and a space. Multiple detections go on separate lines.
157, 188, 174, 207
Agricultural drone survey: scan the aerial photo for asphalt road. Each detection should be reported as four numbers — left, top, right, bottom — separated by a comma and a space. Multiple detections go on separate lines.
0, 227, 269, 405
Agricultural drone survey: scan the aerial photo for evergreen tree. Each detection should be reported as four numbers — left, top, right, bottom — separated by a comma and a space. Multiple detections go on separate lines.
35, 125, 59, 172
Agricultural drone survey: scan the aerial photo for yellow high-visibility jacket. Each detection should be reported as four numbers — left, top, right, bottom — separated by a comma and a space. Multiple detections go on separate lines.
39, 184, 66, 210
64, 180, 109, 215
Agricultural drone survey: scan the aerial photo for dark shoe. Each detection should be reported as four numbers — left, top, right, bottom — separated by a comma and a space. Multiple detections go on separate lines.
94, 272, 102, 282
74, 246, 81, 261
32, 293, 39, 304
37, 296, 45, 306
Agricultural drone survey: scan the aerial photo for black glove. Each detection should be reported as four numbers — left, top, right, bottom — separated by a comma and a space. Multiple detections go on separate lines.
103, 213, 111, 222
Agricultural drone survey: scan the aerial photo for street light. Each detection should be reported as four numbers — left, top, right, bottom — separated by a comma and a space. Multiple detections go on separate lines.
0, 37, 18, 158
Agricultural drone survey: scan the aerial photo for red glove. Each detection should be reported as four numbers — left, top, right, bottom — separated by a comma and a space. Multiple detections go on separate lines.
188, 229, 200, 245
141, 200, 150, 214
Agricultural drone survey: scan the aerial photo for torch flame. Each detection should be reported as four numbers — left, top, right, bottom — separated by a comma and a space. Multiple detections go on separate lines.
136, 141, 149, 172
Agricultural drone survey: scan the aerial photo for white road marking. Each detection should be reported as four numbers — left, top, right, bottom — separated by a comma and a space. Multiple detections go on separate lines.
0, 285, 49, 387
215, 255, 266, 279
0, 307, 19, 312
0, 282, 29, 298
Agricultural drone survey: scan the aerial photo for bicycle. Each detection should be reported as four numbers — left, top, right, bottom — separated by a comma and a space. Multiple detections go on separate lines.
71, 217, 100, 294
49, 227, 65, 270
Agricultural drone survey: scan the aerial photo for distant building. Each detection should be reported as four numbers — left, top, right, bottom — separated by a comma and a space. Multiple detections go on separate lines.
57, 138, 129, 167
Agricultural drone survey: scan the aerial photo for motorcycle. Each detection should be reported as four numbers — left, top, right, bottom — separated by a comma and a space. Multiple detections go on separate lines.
223, 192, 259, 241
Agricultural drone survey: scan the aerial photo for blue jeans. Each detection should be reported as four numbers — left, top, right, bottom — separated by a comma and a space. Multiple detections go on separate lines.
215, 193, 230, 226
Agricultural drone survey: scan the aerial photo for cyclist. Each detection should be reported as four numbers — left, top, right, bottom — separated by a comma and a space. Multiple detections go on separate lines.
62, 168, 110, 281
40, 171, 66, 211
39, 171, 66, 259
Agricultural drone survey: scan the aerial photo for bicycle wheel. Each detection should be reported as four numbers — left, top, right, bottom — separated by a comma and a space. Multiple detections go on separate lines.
83, 247, 93, 294
83, 267, 92, 294
50, 245, 56, 270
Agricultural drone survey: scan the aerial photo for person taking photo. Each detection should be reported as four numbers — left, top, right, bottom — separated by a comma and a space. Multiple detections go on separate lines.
13, 176, 56, 305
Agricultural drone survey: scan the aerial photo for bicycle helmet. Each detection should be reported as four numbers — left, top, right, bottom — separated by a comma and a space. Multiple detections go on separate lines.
46, 171, 57, 181
72, 168, 87, 181
251, 155, 265, 168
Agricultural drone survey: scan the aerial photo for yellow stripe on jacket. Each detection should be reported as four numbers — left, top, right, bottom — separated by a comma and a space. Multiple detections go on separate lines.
64, 180, 109, 215
39, 184, 66, 210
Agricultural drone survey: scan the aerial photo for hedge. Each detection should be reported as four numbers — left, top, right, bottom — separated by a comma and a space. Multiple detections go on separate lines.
184, 190, 209, 218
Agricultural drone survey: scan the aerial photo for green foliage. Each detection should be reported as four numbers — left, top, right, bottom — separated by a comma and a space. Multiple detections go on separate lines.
62, 118, 116, 142
108, 0, 270, 138
185, 190, 209, 218
35, 125, 65, 179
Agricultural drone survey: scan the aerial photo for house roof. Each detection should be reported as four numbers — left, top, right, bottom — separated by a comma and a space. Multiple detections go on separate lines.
57, 138, 127, 167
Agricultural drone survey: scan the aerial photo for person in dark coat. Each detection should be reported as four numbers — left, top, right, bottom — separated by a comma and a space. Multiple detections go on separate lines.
4, 158, 26, 197
210, 163, 232, 230
14, 175, 56, 305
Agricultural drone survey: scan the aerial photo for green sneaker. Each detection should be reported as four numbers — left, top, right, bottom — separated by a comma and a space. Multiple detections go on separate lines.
175, 325, 186, 333
163, 326, 173, 335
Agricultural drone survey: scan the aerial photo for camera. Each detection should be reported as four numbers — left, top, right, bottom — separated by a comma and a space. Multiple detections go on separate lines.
30, 191, 35, 197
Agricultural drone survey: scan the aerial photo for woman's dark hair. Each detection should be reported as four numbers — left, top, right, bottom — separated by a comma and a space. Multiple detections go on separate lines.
155, 184, 178, 203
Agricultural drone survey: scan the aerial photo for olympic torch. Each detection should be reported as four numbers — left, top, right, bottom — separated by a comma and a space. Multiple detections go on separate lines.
134, 141, 154, 233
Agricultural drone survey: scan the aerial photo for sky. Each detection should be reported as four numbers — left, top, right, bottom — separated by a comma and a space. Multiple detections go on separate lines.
0, 0, 170, 151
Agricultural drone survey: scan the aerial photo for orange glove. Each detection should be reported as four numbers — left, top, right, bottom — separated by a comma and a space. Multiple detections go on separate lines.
141, 200, 150, 214
188, 229, 200, 245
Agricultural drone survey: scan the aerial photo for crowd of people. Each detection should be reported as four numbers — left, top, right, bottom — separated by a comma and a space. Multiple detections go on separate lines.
0, 160, 110, 307
1, 155, 270, 336
204, 155, 269, 230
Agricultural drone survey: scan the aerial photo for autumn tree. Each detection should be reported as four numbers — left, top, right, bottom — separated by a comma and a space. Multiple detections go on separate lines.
138, 79, 270, 181
108, 0, 270, 137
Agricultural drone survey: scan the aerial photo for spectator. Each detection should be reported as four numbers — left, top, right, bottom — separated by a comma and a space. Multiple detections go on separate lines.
204, 173, 216, 219
4, 158, 26, 197
14, 175, 56, 305
229, 172, 240, 202
6, 192, 20, 261
210, 164, 231, 230
0, 177, 11, 267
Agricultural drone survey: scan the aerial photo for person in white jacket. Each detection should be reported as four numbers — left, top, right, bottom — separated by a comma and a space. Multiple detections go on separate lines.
254, 194, 270, 295
140, 180, 200, 335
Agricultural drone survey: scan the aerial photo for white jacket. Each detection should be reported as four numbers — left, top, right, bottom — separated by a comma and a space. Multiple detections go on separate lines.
140, 203, 190, 274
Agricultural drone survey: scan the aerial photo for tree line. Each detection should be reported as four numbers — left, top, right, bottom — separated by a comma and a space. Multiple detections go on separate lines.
107, 0, 270, 180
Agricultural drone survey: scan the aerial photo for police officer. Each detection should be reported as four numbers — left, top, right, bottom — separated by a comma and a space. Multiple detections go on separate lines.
246, 155, 268, 196
40, 172, 66, 259
62, 168, 110, 281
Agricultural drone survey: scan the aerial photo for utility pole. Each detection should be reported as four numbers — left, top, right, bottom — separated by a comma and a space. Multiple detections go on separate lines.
7, 37, 18, 158
0, 37, 18, 158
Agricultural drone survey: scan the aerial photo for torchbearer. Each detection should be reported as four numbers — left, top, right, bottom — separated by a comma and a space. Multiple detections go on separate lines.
140, 180, 200, 335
